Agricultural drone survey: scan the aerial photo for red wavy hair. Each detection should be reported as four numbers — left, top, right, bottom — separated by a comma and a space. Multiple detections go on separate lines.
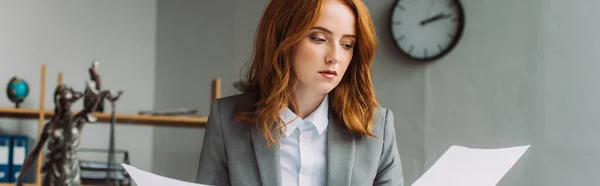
235, 0, 379, 147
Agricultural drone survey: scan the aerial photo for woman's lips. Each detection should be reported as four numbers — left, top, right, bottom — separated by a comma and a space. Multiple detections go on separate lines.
318, 70, 337, 79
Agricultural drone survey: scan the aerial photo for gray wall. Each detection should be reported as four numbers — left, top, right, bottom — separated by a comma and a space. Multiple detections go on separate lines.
0, 0, 157, 173
152, 0, 268, 181
425, 0, 543, 185
152, 0, 234, 181
540, 0, 600, 184
426, 0, 600, 185
153, 0, 425, 183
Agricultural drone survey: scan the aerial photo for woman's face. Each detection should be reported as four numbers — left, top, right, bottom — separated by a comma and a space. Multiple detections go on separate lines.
292, 0, 356, 95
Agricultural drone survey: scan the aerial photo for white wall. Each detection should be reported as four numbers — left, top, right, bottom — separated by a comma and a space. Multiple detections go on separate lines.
0, 0, 157, 174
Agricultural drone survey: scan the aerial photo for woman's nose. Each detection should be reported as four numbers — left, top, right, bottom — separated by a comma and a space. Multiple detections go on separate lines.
325, 45, 341, 64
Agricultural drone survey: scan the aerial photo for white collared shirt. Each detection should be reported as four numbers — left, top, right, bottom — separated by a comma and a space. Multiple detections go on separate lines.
279, 95, 329, 186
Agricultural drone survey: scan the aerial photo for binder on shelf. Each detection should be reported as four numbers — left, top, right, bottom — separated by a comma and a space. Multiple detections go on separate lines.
10, 135, 30, 183
0, 135, 10, 183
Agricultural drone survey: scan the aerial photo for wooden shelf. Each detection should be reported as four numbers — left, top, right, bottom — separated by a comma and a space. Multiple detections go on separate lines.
0, 107, 207, 128
0, 107, 42, 118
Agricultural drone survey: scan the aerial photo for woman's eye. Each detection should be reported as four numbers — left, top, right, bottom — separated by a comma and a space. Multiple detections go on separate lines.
311, 36, 326, 42
342, 43, 354, 50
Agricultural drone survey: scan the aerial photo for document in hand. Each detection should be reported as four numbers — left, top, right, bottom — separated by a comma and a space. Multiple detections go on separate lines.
122, 163, 211, 186
412, 145, 530, 186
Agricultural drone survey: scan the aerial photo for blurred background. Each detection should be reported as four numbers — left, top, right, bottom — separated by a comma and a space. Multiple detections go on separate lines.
0, 0, 598, 185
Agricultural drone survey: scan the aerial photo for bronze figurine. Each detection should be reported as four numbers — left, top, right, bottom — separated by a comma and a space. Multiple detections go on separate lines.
16, 61, 123, 186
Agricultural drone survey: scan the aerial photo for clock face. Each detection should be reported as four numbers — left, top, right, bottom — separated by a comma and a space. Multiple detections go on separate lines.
390, 0, 465, 61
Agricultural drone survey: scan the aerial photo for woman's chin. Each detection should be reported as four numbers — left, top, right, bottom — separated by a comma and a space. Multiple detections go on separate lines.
311, 83, 338, 94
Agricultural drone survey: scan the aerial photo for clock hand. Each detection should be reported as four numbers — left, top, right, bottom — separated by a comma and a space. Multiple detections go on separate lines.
420, 13, 443, 26
420, 13, 451, 26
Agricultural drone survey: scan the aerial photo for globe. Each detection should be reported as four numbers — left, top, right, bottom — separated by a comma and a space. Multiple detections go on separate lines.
6, 76, 29, 108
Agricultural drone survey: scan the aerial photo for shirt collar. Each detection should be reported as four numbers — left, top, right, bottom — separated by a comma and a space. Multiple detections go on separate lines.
280, 95, 329, 137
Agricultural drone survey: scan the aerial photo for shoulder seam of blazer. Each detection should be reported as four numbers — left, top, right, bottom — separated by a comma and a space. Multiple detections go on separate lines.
385, 108, 390, 138
381, 108, 389, 156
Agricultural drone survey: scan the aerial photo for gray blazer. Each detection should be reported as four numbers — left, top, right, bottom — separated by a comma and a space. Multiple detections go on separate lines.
195, 92, 404, 186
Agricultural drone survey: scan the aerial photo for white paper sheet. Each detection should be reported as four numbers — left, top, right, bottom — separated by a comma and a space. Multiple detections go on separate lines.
122, 163, 211, 186
412, 145, 530, 186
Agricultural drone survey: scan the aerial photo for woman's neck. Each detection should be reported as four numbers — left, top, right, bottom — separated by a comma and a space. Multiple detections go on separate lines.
292, 88, 327, 119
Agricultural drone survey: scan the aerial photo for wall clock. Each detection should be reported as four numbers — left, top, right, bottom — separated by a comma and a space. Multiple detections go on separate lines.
390, 0, 465, 61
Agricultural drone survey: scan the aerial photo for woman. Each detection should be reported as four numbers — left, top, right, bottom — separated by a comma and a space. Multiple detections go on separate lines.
195, 0, 404, 185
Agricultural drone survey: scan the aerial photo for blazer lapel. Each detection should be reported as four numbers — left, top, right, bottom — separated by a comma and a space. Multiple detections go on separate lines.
251, 126, 282, 186
326, 111, 355, 186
